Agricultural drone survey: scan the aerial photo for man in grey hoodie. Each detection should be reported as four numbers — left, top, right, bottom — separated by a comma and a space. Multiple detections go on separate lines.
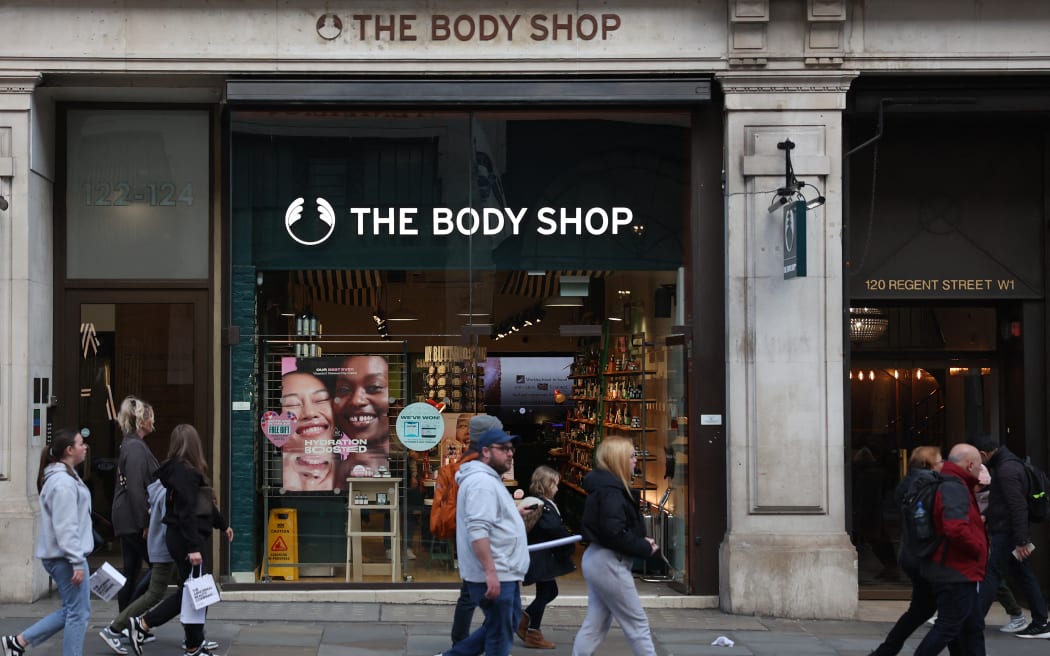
435, 425, 529, 656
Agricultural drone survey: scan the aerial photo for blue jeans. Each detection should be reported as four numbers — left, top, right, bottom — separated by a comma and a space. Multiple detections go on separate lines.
450, 580, 475, 644
915, 580, 984, 656
22, 558, 91, 656
444, 581, 520, 656
980, 532, 1048, 624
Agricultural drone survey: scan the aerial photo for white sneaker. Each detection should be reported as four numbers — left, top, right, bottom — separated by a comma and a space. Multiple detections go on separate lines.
1001, 614, 1028, 633
98, 627, 128, 655
406, 548, 417, 560
182, 640, 219, 651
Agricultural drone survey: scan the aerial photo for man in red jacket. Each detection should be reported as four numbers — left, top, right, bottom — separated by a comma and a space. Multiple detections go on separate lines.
914, 443, 988, 656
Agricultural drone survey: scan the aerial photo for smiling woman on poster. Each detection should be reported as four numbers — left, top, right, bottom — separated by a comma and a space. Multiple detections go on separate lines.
279, 369, 339, 491
333, 354, 391, 479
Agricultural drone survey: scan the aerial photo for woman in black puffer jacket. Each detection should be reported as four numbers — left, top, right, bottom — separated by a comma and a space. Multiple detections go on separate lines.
571, 436, 658, 656
128, 425, 232, 656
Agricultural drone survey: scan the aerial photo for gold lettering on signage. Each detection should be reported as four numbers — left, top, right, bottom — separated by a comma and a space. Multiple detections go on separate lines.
863, 278, 1019, 293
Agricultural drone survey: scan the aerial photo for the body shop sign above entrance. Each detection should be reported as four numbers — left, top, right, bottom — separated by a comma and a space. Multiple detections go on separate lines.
285, 198, 634, 246
316, 12, 623, 43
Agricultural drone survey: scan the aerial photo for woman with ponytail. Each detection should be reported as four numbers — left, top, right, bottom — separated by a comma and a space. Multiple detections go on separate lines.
2, 429, 92, 656
572, 436, 659, 656
112, 395, 160, 613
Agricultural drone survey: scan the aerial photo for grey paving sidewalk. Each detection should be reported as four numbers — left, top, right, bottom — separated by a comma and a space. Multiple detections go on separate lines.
0, 598, 1046, 655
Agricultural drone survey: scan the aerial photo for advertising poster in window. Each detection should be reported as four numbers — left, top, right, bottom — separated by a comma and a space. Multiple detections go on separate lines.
265, 355, 391, 491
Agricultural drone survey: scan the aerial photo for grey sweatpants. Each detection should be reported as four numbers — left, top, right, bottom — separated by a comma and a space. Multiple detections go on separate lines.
571, 543, 657, 656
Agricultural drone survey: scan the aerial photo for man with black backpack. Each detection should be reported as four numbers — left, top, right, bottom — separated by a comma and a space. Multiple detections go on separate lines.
909, 443, 987, 656
972, 434, 1050, 639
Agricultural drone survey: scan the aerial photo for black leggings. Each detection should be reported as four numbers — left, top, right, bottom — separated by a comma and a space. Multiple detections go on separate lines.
525, 579, 559, 629
143, 538, 210, 651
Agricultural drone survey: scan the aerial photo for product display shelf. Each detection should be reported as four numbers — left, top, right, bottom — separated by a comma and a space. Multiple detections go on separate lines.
559, 329, 661, 496
345, 477, 401, 583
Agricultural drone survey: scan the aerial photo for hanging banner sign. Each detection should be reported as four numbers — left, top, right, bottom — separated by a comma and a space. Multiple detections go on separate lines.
783, 200, 806, 279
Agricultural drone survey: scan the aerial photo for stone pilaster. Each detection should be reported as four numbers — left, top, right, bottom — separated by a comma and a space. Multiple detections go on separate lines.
0, 73, 51, 602
717, 71, 858, 619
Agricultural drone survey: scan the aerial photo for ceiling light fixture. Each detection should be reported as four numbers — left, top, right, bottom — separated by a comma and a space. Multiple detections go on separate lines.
544, 295, 583, 308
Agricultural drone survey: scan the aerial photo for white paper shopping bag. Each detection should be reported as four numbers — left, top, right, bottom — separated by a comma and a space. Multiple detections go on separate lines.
184, 566, 221, 610
89, 562, 127, 601
180, 584, 206, 625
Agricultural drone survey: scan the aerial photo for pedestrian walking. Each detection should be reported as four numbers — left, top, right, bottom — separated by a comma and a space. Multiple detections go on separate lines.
127, 425, 232, 656
112, 396, 160, 612
518, 465, 576, 650
868, 446, 943, 656
434, 423, 530, 656
972, 433, 1050, 639
913, 443, 988, 656
2, 429, 92, 656
572, 436, 659, 656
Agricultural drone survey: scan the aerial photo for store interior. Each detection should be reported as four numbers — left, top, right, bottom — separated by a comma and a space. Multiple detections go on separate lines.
253, 267, 689, 585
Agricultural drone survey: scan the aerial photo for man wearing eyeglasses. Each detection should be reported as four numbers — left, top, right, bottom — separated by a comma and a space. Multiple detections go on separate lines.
435, 424, 530, 656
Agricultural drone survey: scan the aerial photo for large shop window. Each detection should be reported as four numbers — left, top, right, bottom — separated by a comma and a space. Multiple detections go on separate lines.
231, 110, 691, 585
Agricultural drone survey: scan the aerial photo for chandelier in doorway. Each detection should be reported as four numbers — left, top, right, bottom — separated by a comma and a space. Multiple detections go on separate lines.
849, 307, 889, 343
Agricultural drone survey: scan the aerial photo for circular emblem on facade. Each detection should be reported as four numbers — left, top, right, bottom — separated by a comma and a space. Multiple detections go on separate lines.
285, 197, 337, 246
316, 13, 343, 40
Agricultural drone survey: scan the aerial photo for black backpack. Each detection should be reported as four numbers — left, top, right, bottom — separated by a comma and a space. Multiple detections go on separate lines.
1021, 457, 1050, 524
900, 470, 945, 560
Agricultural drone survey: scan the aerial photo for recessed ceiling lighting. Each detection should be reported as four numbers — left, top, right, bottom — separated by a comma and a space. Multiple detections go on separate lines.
544, 296, 584, 308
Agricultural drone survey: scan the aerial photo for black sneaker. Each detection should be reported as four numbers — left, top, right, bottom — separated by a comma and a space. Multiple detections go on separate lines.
182, 647, 213, 656
121, 626, 155, 644
1015, 621, 1050, 638
127, 616, 149, 656
1, 636, 25, 656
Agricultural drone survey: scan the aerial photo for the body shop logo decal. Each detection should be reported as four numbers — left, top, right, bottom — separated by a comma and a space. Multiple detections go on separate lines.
285, 197, 337, 246
282, 198, 635, 245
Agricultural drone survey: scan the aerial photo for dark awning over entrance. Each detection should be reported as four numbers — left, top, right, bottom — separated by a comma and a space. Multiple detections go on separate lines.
226, 77, 712, 106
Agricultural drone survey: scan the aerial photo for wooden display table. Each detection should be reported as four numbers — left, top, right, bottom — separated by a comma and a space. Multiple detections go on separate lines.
345, 477, 401, 583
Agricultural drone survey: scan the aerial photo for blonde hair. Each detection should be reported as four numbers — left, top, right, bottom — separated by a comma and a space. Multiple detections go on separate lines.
117, 395, 154, 435
529, 465, 560, 499
910, 446, 942, 470
595, 436, 634, 495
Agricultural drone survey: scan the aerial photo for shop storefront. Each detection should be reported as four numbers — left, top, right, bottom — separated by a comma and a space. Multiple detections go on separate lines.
226, 97, 710, 588
21, 1, 1044, 620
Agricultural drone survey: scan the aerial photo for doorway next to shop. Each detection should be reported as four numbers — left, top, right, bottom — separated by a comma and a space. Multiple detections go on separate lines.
56, 290, 210, 555
847, 304, 1031, 598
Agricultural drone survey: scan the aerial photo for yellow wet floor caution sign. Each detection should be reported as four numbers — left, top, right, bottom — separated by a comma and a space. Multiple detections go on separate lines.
267, 508, 299, 581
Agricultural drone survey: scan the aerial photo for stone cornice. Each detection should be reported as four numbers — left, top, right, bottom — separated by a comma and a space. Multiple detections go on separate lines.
717, 71, 857, 95
717, 71, 857, 111
0, 74, 42, 95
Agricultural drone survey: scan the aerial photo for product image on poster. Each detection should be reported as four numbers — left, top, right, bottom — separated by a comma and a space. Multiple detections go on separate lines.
439, 413, 474, 464
274, 355, 392, 491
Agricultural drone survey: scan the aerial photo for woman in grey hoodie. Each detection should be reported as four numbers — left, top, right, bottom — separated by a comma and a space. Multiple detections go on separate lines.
1, 429, 92, 656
